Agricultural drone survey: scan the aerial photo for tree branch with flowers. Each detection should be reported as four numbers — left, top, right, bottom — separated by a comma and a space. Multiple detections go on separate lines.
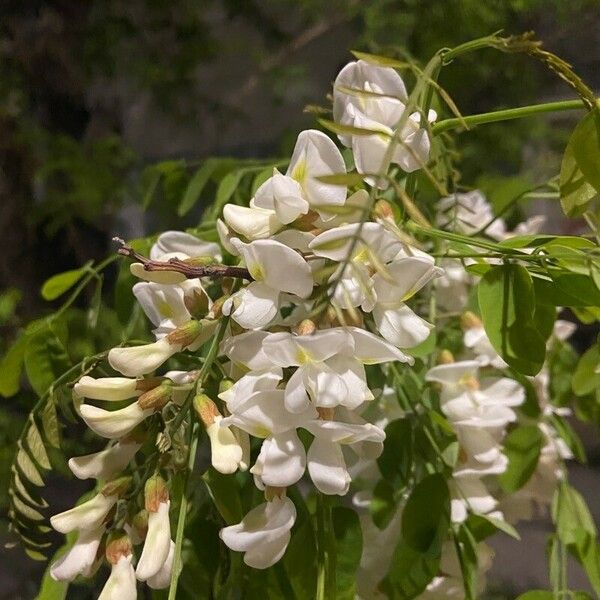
5, 31, 600, 600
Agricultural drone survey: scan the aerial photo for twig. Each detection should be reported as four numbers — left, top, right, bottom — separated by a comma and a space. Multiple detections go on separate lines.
112, 237, 252, 281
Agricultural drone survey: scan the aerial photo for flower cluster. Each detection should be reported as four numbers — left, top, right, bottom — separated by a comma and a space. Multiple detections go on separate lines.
47, 58, 577, 600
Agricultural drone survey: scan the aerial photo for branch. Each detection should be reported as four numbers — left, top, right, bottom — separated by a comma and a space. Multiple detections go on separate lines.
113, 237, 252, 281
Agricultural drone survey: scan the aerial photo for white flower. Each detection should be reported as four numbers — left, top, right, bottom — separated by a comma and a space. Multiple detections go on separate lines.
304, 418, 385, 495
68, 439, 141, 480
333, 61, 430, 180
50, 493, 117, 534
223, 238, 313, 329
73, 376, 140, 402
223, 204, 283, 240
221, 330, 273, 371
99, 554, 137, 600
450, 474, 499, 523
136, 500, 172, 582
437, 190, 503, 238
108, 338, 178, 377
368, 257, 443, 348
133, 283, 191, 336
220, 497, 296, 569
252, 169, 309, 224
147, 540, 175, 589
207, 415, 245, 474
286, 129, 347, 217
333, 60, 407, 136
221, 389, 316, 488
435, 259, 472, 312
150, 230, 221, 261
50, 525, 104, 581
80, 401, 153, 440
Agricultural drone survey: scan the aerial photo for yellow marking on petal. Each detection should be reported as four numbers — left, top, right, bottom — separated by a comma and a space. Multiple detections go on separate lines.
296, 347, 313, 365
158, 300, 174, 319
248, 263, 265, 281
291, 159, 307, 184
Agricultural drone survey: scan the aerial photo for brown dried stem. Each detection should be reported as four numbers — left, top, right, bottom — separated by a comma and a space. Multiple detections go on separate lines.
113, 237, 252, 281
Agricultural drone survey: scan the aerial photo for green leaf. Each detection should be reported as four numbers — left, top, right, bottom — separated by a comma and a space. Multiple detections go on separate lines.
402, 474, 449, 555
550, 414, 586, 463
498, 425, 544, 493
370, 479, 396, 530
16, 444, 44, 486
26, 418, 51, 470
560, 109, 600, 217
141, 166, 163, 209
382, 539, 439, 599
478, 264, 546, 376
350, 50, 410, 69
377, 418, 412, 489
333, 506, 362, 600
466, 513, 520, 542
178, 159, 220, 216
283, 519, 317, 600
515, 592, 554, 600
534, 272, 600, 308
573, 345, 600, 396
40, 265, 89, 301
0, 334, 27, 397
24, 324, 70, 396
214, 169, 246, 211
318, 118, 388, 138
202, 468, 242, 525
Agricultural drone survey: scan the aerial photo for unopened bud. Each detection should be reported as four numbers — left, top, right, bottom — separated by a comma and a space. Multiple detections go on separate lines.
317, 407, 335, 421
265, 486, 287, 501
373, 199, 394, 221
294, 319, 316, 337
209, 296, 228, 319
131, 509, 149, 541
135, 376, 166, 392
184, 288, 210, 317
193, 393, 221, 428
144, 475, 169, 512
105, 532, 132, 564
101, 475, 132, 498
137, 382, 172, 410
438, 349, 455, 364
221, 278, 234, 296
166, 320, 203, 348
219, 379, 234, 395
460, 311, 482, 330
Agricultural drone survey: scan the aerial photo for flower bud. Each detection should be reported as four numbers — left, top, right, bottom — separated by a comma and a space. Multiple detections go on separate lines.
219, 379, 234, 396
137, 382, 172, 411
184, 287, 210, 316
193, 393, 220, 427
145, 475, 169, 513
166, 319, 203, 347
130, 262, 187, 284
373, 199, 394, 222
108, 338, 176, 377
438, 349, 455, 364
209, 296, 228, 319
294, 319, 316, 336
131, 510, 149, 543
101, 475, 132, 498
460, 311, 482, 330
105, 532, 133, 565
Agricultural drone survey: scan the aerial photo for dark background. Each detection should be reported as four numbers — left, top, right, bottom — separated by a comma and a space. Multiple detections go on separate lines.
1, 1, 600, 597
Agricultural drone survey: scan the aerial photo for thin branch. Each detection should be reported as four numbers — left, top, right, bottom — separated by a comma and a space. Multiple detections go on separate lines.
113, 237, 252, 281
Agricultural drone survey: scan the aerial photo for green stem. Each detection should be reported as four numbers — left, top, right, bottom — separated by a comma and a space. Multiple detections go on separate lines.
433, 99, 587, 135
167, 420, 199, 600
167, 315, 230, 599
315, 493, 327, 600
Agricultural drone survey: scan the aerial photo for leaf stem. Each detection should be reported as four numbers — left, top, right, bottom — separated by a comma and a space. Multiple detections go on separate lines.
432, 99, 587, 135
